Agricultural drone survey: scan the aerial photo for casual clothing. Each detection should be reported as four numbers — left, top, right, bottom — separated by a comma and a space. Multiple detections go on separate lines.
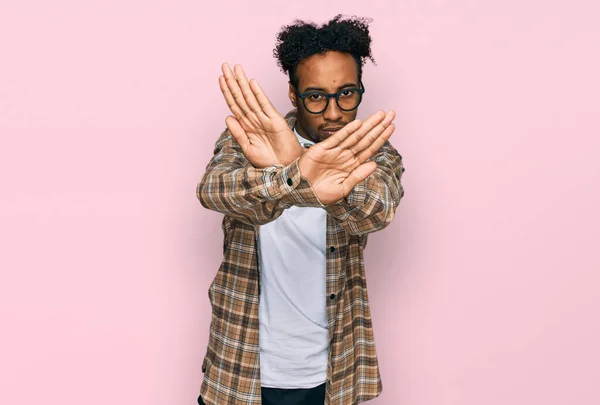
196, 109, 405, 405
258, 127, 328, 389
198, 382, 326, 405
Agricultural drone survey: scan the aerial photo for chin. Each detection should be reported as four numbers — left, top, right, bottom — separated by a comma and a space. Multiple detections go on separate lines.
318, 130, 336, 142
303, 131, 321, 143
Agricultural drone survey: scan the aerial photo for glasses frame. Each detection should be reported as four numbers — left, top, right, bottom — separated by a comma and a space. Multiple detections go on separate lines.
294, 81, 366, 115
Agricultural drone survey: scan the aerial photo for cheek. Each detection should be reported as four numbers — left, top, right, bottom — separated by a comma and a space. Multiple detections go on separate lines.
299, 109, 320, 129
306, 115, 323, 133
344, 110, 358, 121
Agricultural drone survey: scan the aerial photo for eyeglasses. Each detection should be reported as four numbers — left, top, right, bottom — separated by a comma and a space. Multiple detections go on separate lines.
294, 81, 365, 114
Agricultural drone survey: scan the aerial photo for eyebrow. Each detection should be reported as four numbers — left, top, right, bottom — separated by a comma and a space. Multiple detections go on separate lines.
302, 82, 358, 92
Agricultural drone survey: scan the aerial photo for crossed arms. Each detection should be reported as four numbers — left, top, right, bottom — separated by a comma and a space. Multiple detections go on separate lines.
196, 64, 405, 235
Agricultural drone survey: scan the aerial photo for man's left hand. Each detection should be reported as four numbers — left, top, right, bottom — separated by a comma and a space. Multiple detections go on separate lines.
218, 63, 303, 168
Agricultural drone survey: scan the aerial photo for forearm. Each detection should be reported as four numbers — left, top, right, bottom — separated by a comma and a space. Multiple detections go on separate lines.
325, 164, 404, 235
196, 164, 286, 225
196, 132, 322, 225
287, 141, 405, 235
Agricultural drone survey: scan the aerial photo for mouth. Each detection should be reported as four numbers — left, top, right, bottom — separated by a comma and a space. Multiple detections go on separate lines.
319, 127, 344, 138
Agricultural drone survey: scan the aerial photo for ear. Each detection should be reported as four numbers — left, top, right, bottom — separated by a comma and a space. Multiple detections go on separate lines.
288, 82, 297, 108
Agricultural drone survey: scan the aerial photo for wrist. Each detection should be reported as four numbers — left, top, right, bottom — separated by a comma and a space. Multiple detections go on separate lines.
297, 153, 315, 183
285, 143, 304, 165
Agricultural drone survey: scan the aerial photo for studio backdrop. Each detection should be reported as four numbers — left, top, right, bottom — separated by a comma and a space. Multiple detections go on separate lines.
1, 1, 599, 404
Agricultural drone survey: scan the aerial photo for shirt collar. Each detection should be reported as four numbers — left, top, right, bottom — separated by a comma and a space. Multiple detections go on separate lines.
293, 125, 315, 149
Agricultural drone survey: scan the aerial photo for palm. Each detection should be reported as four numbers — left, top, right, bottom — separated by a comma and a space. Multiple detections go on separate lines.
297, 110, 397, 205
230, 114, 292, 168
219, 63, 302, 168
301, 146, 365, 204
311, 169, 352, 204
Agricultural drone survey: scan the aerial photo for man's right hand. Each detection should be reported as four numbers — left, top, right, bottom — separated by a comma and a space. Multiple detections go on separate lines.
218, 63, 396, 205
298, 110, 396, 205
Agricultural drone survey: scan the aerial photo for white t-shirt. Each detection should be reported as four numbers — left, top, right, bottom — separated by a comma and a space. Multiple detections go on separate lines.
257, 128, 329, 389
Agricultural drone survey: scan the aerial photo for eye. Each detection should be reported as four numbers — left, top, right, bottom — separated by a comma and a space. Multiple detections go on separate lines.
307, 93, 325, 101
339, 89, 354, 97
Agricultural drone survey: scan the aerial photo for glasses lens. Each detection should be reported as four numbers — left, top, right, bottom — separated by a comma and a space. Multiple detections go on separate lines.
304, 93, 328, 113
337, 89, 361, 111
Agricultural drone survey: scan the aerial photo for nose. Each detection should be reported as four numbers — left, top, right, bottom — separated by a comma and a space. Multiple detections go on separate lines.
322, 97, 343, 121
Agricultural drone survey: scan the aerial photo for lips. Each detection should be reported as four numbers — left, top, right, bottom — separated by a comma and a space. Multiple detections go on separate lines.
320, 127, 343, 138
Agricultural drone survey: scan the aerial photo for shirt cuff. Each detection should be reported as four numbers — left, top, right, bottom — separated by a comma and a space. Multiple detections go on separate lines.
275, 158, 325, 208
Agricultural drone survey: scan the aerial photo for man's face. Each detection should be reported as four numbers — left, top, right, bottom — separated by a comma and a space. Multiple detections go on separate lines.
288, 51, 360, 143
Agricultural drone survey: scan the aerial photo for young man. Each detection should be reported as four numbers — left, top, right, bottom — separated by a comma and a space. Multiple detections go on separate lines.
196, 15, 405, 405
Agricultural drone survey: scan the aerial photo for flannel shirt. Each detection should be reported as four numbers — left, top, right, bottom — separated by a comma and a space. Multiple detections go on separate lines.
196, 109, 405, 405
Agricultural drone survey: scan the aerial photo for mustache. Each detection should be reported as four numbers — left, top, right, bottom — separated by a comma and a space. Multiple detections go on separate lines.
319, 123, 348, 131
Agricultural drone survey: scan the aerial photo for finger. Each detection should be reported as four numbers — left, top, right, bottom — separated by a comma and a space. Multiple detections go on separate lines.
222, 63, 252, 115
337, 110, 387, 150
319, 119, 363, 149
350, 110, 395, 156
225, 115, 250, 153
233, 65, 263, 115
219, 75, 246, 121
356, 123, 395, 163
341, 161, 377, 194
249, 79, 280, 119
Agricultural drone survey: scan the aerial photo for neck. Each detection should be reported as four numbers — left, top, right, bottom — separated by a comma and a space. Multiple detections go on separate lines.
294, 121, 318, 143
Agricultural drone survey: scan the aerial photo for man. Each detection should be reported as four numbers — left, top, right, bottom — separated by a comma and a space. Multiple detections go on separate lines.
196, 15, 405, 405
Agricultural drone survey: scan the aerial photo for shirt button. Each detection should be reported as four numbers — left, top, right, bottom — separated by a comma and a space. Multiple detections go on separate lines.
329, 246, 335, 253
287, 178, 293, 186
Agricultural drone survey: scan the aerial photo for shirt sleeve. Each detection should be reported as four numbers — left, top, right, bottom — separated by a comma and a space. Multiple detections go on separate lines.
324, 141, 405, 235
277, 140, 405, 235
196, 129, 323, 226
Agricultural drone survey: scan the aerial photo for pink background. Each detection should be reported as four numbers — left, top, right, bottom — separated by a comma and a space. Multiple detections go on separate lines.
1, 1, 599, 404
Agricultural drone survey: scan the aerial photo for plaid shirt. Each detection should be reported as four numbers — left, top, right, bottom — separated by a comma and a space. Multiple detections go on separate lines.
196, 109, 405, 405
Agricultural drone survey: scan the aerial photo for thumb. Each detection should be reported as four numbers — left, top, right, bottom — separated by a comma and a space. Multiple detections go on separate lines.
225, 115, 249, 152
341, 161, 377, 193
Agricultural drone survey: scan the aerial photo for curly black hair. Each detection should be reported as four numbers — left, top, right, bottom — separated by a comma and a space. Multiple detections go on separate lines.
273, 14, 375, 89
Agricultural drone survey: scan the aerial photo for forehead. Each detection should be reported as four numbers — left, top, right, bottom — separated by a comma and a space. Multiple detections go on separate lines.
295, 51, 358, 91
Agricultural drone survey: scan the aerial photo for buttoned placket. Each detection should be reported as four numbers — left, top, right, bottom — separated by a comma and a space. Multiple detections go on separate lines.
256, 158, 348, 402
324, 215, 348, 401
